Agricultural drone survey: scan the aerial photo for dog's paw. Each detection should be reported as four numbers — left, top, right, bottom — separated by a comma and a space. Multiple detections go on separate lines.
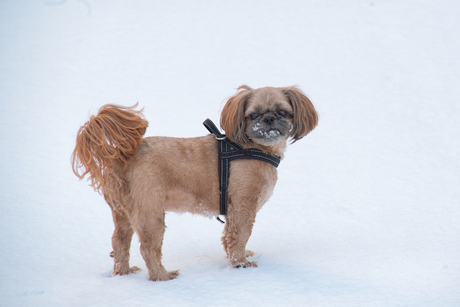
129, 266, 141, 274
113, 266, 141, 276
245, 250, 255, 257
168, 270, 180, 280
232, 260, 258, 268
148, 270, 180, 281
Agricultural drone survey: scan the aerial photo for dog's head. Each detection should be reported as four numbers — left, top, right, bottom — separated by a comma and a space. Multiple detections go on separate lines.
220, 85, 318, 147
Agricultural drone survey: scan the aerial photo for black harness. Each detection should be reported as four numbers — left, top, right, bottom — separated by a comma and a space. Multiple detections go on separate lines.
203, 119, 281, 221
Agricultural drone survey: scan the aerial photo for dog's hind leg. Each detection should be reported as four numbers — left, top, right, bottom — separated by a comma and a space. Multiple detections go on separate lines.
110, 207, 140, 275
133, 209, 179, 281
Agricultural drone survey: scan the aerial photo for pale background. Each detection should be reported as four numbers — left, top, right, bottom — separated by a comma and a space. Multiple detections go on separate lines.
1, 1, 459, 306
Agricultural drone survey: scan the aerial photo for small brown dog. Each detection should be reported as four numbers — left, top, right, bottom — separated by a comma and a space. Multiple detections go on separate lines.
72, 85, 318, 281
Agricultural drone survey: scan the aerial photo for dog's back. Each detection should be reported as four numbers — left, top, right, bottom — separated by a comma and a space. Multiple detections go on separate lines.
125, 135, 221, 217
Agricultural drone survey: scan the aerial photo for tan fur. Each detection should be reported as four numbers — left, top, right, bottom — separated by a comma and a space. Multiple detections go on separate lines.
72, 86, 318, 281
71, 103, 148, 193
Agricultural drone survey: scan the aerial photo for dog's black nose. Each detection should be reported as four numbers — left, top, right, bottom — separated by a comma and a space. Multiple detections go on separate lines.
263, 116, 276, 125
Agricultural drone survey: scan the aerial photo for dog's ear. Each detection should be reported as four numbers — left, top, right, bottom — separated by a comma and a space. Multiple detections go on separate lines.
282, 86, 318, 142
220, 85, 253, 143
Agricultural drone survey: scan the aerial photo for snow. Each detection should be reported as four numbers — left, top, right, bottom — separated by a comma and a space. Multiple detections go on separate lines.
1, 0, 459, 306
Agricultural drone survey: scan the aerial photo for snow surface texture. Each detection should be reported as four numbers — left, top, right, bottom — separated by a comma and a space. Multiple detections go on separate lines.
1, 0, 459, 306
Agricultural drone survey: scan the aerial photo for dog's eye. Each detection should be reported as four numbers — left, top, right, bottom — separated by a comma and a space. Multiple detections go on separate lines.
249, 113, 259, 120
278, 110, 287, 117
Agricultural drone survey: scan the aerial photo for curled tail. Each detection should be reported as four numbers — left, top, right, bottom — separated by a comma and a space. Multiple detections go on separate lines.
71, 103, 149, 192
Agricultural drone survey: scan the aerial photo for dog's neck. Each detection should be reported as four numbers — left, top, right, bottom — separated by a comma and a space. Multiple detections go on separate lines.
239, 140, 287, 159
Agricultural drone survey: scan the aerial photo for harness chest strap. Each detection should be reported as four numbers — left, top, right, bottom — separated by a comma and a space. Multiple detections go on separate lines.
203, 119, 281, 219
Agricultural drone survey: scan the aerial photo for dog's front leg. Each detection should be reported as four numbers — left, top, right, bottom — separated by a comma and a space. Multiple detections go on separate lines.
224, 207, 258, 268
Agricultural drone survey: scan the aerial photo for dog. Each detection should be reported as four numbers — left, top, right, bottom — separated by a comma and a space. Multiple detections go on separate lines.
71, 85, 318, 281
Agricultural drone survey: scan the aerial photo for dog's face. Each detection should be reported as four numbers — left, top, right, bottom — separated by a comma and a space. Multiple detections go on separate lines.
221, 85, 318, 149
244, 88, 293, 145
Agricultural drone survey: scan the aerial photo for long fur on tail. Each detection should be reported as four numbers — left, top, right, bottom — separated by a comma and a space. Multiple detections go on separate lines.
71, 103, 148, 192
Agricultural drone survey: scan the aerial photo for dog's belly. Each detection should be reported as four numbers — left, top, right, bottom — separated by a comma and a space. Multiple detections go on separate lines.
163, 189, 218, 218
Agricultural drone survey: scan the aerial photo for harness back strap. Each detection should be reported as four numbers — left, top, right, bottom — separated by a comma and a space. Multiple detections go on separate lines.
203, 119, 281, 216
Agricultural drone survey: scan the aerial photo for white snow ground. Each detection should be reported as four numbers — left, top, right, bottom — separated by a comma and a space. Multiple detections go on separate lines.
1, 0, 459, 306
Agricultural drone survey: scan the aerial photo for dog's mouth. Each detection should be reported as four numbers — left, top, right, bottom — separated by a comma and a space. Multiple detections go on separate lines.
247, 120, 290, 144
254, 127, 282, 139
266, 128, 281, 136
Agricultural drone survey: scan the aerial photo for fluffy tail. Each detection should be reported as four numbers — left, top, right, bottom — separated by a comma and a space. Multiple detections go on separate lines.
71, 103, 149, 192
